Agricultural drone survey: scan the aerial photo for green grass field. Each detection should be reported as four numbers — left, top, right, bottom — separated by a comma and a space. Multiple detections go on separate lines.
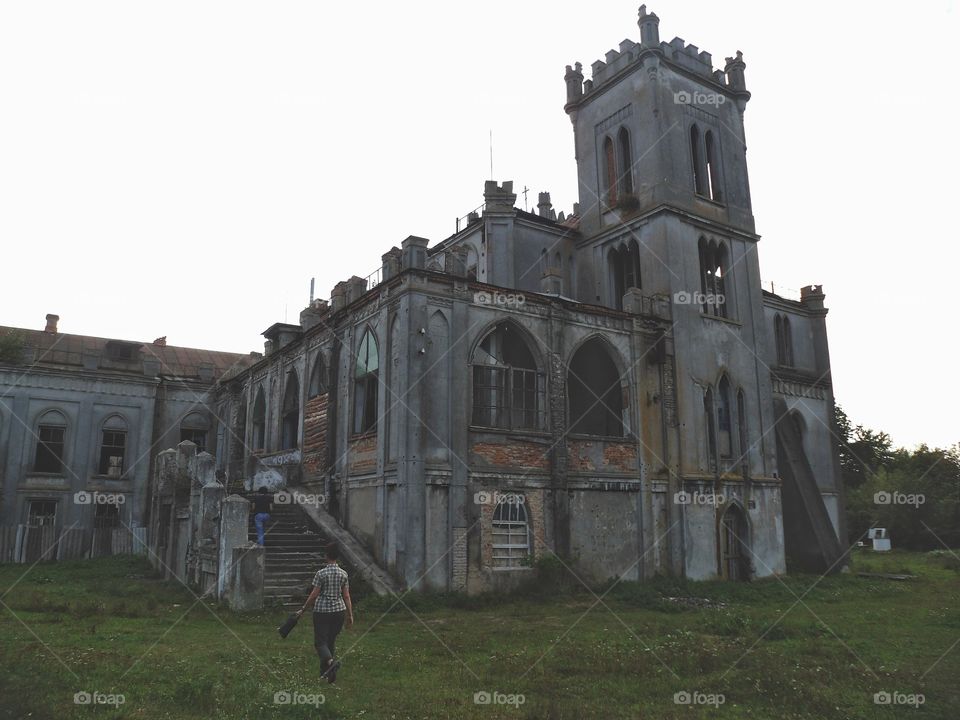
1, 550, 958, 719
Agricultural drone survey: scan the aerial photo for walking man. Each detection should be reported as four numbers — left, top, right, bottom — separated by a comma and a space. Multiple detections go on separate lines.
252, 487, 272, 546
297, 544, 353, 683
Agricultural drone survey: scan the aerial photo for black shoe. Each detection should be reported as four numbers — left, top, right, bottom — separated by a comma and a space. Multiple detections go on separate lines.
321, 659, 341, 683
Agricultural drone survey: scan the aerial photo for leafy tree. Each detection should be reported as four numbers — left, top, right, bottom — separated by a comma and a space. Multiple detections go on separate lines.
0, 330, 26, 365
834, 404, 892, 489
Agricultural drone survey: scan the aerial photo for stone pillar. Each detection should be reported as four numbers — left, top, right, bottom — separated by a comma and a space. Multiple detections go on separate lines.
540, 267, 563, 295
218, 495, 251, 598
401, 235, 430, 270
382, 247, 402, 281
346, 276, 367, 304
228, 543, 265, 611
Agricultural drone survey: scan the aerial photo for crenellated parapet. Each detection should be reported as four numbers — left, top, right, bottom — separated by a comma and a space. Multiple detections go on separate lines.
564, 6, 749, 112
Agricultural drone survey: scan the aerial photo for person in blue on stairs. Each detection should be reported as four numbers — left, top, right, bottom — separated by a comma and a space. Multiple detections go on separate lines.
251, 487, 272, 546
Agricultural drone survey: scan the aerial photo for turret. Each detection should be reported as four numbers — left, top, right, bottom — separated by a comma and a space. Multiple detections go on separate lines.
637, 4, 660, 48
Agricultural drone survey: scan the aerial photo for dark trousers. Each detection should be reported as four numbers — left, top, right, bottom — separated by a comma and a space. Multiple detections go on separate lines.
312, 610, 345, 668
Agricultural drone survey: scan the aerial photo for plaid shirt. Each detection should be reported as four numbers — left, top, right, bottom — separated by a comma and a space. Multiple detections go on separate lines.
312, 563, 348, 613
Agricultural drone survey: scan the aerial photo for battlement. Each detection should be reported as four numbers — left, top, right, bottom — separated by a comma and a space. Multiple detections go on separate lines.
564, 5, 748, 109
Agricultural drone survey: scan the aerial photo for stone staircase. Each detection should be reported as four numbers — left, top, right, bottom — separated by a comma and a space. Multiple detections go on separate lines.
246, 497, 329, 607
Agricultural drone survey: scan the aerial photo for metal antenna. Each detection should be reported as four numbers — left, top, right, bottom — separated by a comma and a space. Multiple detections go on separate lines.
489, 129, 493, 180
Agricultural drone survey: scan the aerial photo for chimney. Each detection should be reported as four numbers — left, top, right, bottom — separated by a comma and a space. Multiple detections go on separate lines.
153, 336, 167, 347
44, 314, 59, 333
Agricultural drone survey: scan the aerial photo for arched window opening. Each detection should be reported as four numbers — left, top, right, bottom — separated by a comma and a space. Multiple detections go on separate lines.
353, 330, 379, 434
99, 414, 128, 476
180, 411, 208, 453
568, 338, 624, 437
736, 389, 748, 472
492, 496, 530, 569
690, 125, 705, 195
252, 387, 266, 451
698, 239, 729, 319
774, 314, 785, 365
720, 504, 750, 581
705, 130, 722, 201
783, 316, 794, 366
308, 354, 328, 398
603, 136, 618, 206
472, 324, 543, 430
281, 372, 300, 449
717, 376, 732, 458
704, 388, 717, 472
618, 127, 633, 196
609, 240, 642, 310
34, 410, 67, 474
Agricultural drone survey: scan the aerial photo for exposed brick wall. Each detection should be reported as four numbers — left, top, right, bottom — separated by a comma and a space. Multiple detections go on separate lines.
302, 393, 328, 478
348, 434, 377, 474
471, 440, 550, 470
567, 438, 638, 474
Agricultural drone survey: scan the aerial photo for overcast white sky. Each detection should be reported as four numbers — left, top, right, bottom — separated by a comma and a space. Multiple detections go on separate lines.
1, 1, 956, 450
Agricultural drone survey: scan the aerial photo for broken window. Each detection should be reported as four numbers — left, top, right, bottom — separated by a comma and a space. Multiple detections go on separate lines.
252, 387, 266, 450
717, 376, 732, 458
353, 329, 379, 434
472, 324, 543, 430
568, 338, 624, 437
618, 127, 633, 196
180, 411, 208, 453
308, 354, 328, 398
98, 415, 127, 476
704, 130, 722, 201
33, 411, 66, 473
603, 136, 618, 206
608, 239, 642, 310
94, 502, 120, 529
491, 496, 530, 569
27, 500, 57, 527
690, 124, 705, 195
698, 238, 729, 319
281, 371, 300, 448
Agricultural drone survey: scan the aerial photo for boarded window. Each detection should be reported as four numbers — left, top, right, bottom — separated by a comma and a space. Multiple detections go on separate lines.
491, 497, 530, 569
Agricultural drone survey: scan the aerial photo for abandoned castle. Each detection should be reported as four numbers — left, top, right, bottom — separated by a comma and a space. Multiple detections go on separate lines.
0, 7, 845, 592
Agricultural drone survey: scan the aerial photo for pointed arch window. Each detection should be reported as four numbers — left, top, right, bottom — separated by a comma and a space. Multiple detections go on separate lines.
736, 389, 748, 472
774, 314, 794, 366
717, 376, 732, 458
704, 388, 717, 472
281, 371, 300, 449
472, 324, 544, 430
608, 239, 641, 310
603, 136, 618, 206
568, 338, 624, 437
308, 354, 328, 398
353, 329, 379, 434
618, 127, 633, 196
252, 387, 266, 450
690, 124, 705, 195
704, 130, 722, 201
698, 238, 729, 319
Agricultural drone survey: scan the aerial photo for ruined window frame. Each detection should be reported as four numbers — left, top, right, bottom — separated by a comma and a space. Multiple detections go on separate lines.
308, 353, 328, 398
280, 370, 301, 449
352, 329, 380, 436
566, 337, 626, 438
33, 411, 67, 474
491, 496, 531, 570
251, 386, 267, 451
98, 415, 128, 476
470, 324, 545, 432
698, 238, 730, 320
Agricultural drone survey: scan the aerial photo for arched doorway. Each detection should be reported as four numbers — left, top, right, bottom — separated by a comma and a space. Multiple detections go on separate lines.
719, 504, 750, 581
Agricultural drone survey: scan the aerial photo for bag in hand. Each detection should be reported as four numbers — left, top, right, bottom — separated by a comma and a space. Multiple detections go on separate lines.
277, 613, 299, 639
